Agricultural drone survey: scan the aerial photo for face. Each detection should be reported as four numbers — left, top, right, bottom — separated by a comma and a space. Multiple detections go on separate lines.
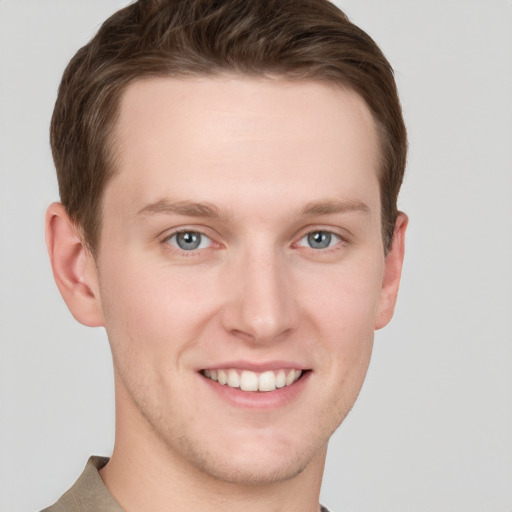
91, 76, 403, 485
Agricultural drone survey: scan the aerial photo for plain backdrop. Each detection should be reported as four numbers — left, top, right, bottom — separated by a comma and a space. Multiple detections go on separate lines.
1, 1, 511, 511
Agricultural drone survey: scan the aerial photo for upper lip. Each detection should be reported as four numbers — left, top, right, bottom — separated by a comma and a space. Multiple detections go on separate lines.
198, 360, 309, 372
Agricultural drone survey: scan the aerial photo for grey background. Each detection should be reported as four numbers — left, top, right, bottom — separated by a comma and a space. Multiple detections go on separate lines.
1, 1, 511, 511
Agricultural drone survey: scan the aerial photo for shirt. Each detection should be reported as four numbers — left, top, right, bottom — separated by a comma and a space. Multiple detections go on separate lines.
41, 456, 332, 512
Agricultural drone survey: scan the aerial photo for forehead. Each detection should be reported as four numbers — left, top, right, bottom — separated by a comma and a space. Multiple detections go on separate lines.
107, 76, 380, 215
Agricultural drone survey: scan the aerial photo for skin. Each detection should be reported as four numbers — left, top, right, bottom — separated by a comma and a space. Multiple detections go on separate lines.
46, 76, 407, 512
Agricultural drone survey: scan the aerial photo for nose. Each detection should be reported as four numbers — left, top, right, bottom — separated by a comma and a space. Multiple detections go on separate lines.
221, 247, 298, 344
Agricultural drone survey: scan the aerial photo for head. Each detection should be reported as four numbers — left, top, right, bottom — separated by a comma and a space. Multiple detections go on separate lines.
51, 0, 406, 256
46, 0, 408, 492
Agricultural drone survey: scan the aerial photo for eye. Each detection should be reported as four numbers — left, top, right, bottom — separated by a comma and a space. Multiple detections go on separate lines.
166, 231, 212, 251
298, 230, 341, 250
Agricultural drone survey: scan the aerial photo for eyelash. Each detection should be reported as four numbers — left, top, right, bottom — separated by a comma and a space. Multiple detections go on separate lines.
296, 230, 344, 251
163, 230, 216, 254
161, 228, 349, 255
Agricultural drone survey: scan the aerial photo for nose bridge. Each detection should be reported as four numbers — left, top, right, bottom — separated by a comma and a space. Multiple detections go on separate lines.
224, 242, 296, 343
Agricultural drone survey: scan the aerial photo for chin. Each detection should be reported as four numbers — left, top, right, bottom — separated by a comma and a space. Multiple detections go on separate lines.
183, 441, 318, 485
169, 425, 330, 487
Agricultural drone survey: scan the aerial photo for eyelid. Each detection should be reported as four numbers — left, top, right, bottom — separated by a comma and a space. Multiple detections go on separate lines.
298, 231, 340, 247
294, 225, 351, 243
158, 225, 351, 254
291, 226, 353, 256
161, 226, 221, 253
167, 231, 212, 250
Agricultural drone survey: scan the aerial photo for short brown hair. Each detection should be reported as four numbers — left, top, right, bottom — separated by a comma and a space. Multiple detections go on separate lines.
51, 0, 407, 253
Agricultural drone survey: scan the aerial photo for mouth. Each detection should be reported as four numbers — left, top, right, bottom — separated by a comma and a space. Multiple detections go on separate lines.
200, 368, 305, 392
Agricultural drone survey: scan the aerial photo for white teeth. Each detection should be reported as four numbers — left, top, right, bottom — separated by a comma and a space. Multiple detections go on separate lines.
240, 370, 259, 391
227, 369, 240, 388
275, 369, 286, 388
218, 369, 227, 385
285, 369, 296, 386
258, 371, 276, 392
203, 368, 303, 392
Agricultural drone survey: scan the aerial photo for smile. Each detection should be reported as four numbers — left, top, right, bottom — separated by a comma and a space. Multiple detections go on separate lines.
201, 368, 303, 392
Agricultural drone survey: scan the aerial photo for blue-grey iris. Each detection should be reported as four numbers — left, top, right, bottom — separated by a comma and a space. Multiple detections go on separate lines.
307, 231, 332, 249
176, 231, 202, 250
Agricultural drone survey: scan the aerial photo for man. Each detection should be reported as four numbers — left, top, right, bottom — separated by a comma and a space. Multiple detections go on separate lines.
43, 0, 407, 510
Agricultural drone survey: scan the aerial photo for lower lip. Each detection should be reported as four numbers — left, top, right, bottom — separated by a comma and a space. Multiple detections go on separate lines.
200, 371, 311, 409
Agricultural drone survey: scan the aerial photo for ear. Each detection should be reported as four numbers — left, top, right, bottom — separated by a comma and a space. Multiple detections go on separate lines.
375, 212, 408, 330
45, 202, 104, 327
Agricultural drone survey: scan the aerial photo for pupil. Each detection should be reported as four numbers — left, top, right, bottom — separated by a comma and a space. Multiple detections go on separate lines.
308, 231, 331, 249
177, 232, 200, 250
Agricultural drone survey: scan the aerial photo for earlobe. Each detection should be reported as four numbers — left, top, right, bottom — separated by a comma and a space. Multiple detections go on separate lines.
45, 202, 104, 327
375, 212, 408, 330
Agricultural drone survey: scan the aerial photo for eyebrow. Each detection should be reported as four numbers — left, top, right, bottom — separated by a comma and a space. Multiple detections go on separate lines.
136, 198, 370, 220
299, 199, 370, 216
136, 199, 228, 219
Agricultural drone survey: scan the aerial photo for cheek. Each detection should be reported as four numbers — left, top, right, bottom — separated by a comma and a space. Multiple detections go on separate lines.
97, 255, 220, 363
304, 257, 383, 325
299, 256, 383, 365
